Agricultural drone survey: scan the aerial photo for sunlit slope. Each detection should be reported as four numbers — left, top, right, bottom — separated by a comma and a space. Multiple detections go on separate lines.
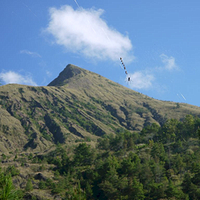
0, 64, 200, 153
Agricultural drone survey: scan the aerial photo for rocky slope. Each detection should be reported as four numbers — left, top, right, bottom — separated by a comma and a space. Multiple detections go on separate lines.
0, 64, 200, 154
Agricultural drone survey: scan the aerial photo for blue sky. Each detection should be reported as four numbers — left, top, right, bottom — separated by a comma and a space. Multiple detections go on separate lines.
1, 1, 200, 106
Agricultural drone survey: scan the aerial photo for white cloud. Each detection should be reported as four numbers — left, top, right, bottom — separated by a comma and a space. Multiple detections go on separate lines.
20, 50, 41, 58
128, 71, 154, 89
160, 54, 178, 70
45, 5, 134, 62
0, 71, 37, 86
124, 54, 178, 90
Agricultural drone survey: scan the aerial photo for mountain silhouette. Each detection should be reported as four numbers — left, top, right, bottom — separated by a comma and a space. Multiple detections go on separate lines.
0, 64, 200, 153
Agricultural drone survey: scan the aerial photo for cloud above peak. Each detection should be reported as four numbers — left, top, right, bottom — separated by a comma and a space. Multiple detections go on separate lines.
45, 5, 134, 62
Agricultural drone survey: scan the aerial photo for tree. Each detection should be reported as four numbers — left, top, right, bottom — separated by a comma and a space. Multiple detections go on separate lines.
39, 180, 46, 189
99, 180, 118, 199
182, 173, 195, 199
139, 161, 153, 187
165, 179, 179, 198
147, 182, 165, 200
0, 169, 22, 200
127, 178, 145, 200
73, 143, 95, 166
97, 137, 110, 150
172, 154, 185, 174
25, 179, 33, 192
65, 181, 86, 200
182, 115, 195, 139
192, 165, 200, 187
157, 119, 179, 143
150, 159, 166, 184
6, 166, 20, 177
85, 181, 93, 199
151, 142, 166, 162
119, 158, 135, 177
97, 155, 120, 180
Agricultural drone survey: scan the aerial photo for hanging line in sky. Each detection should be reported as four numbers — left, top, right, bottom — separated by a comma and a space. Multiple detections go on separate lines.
120, 57, 130, 81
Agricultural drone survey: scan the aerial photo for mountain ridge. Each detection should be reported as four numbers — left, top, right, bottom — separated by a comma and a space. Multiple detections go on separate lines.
0, 64, 200, 154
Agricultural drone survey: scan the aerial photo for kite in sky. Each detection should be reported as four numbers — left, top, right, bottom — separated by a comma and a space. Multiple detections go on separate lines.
120, 57, 130, 81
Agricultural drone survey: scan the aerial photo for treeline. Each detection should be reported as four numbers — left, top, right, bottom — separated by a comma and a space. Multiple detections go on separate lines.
2, 115, 200, 199
37, 115, 200, 199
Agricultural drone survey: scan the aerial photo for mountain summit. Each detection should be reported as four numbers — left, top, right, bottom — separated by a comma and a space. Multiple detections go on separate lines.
48, 64, 86, 86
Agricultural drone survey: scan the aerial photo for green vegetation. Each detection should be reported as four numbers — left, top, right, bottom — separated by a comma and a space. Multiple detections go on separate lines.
2, 65, 200, 199
1, 65, 200, 154
1, 115, 200, 199
42, 115, 200, 199
25, 179, 33, 192
0, 167, 23, 199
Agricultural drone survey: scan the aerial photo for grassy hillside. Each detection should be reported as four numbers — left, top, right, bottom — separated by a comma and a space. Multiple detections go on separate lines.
1, 64, 200, 199
0, 64, 200, 154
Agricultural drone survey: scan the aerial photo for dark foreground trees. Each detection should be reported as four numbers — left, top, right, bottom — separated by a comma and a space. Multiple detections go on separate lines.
0, 167, 22, 200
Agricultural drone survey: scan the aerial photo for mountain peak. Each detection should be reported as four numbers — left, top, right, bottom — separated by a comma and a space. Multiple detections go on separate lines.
48, 64, 86, 86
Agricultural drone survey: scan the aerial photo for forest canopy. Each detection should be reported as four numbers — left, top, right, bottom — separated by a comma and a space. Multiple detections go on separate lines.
2, 114, 200, 199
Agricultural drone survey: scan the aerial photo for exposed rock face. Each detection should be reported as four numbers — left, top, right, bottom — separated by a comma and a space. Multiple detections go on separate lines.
34, 173, 47, 181
48, 64, 84, 86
